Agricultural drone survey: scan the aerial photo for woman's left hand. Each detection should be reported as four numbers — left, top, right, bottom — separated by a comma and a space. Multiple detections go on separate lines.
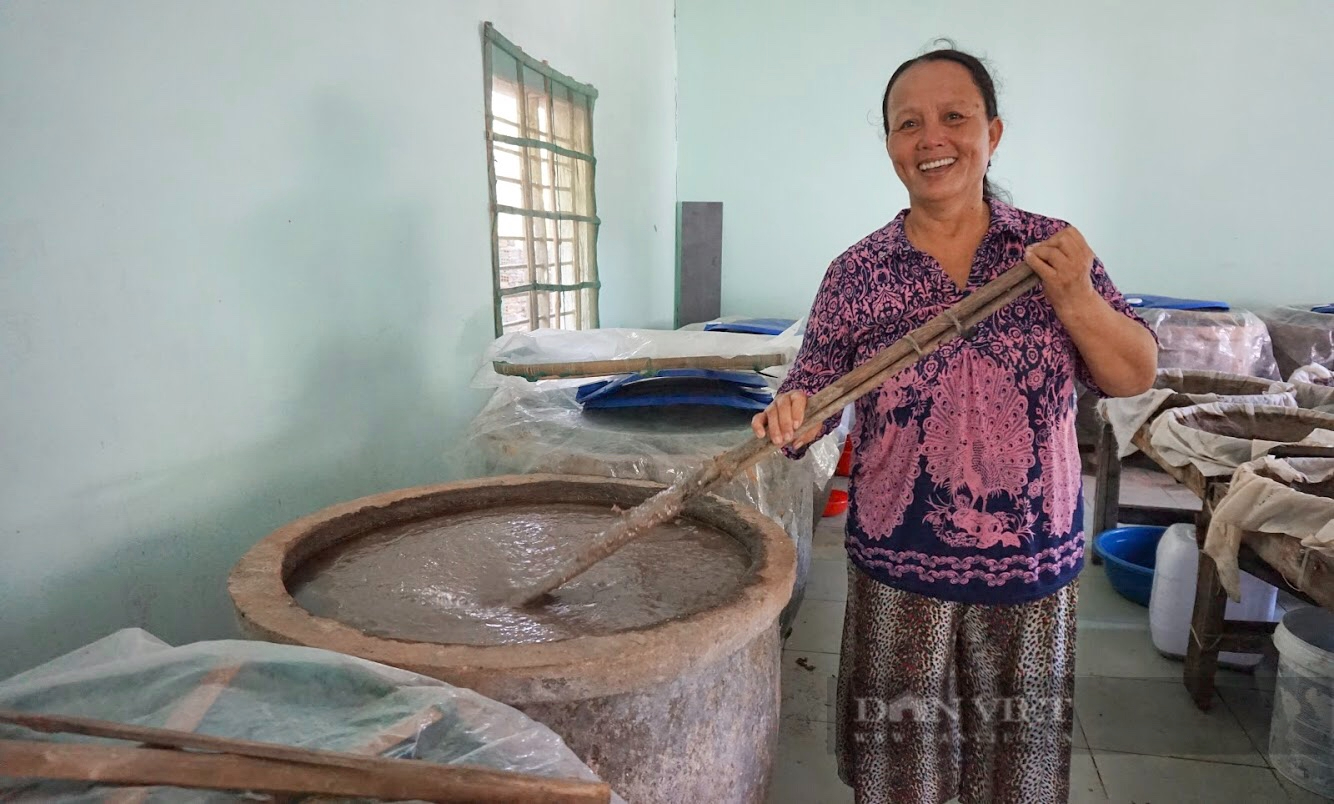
1023, 224, 1159, 396
1024, 226, 1098, 313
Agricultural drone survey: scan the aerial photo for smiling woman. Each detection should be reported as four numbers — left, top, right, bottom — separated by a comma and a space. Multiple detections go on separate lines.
881, 47, 1006, 207
750, 43, 1158, 804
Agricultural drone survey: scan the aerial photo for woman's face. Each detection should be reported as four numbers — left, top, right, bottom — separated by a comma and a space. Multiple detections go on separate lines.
884, 60, 1003, 207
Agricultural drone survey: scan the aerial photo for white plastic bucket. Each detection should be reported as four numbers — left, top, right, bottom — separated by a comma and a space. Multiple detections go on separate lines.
1149, 524, 1278, 668
1271, 606, 1334, 798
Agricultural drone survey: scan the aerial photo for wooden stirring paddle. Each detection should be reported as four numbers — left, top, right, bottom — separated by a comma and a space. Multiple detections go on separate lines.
506, 262, 1040, 608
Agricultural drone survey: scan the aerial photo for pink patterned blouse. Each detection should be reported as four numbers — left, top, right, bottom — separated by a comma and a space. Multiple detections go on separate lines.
781, 198, 1150, 604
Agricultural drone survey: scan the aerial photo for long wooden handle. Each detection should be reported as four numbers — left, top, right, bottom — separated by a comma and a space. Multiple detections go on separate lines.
0, 740, 609, 803
506, 263, 1040, 607
494, 353, 789, 381
0, 710, 610, 804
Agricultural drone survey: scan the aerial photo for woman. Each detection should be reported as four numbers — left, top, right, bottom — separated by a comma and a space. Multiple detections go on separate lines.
752, 48, 1157, 804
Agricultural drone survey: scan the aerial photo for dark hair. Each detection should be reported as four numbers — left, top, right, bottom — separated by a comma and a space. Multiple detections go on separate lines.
881, 43, 1007, 202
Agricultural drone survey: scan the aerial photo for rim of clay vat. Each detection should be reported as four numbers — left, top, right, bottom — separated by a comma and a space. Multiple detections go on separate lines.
229, 474, 796, 705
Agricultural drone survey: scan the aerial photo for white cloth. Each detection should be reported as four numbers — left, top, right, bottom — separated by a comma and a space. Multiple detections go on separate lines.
1293, 376, 1334, 413
1290, 363, 1334, 386
1205, 456, 1334, 600
1147, 402, 1334, 477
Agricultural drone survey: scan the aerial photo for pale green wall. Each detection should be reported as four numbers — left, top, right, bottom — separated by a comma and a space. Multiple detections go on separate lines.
0, 0, 676, 676
677, 0, 1334, 319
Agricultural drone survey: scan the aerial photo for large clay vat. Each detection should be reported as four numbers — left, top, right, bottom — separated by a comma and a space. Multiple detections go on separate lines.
229, 474, 796, 804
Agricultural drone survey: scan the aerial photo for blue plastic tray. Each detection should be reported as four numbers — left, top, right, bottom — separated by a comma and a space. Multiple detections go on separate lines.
1125, 295, 1230, 311
576, 373, 774, 412
703, 318, 797, 335
576, 369, 768, 405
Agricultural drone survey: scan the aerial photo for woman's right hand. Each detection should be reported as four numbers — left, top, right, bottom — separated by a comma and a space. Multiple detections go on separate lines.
751, 390, 816, 447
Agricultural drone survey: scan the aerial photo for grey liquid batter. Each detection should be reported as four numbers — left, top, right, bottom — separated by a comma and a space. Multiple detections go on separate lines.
289, 504, 752, 646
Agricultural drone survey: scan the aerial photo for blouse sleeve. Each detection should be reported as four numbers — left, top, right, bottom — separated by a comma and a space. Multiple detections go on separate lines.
1073, 257, 1158, 397
777, 254, 859, 458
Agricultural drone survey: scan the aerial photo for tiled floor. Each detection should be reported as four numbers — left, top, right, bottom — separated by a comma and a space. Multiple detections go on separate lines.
770, 475, 1330, 803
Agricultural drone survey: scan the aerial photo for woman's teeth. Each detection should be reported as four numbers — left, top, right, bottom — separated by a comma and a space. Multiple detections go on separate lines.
919, 158, 956, 171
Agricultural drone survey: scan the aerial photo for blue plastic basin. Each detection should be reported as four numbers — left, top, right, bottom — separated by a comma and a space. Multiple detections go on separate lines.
1094, 526, 1166, 607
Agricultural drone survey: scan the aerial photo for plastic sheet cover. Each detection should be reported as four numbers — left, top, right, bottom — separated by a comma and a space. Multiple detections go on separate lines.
1258, 305, 1334, 380
1147, 402, 1334, 477
460, 382, 841, 610
460, 324, 843, 629
0, 629, 623, 803
1137, 308, 1281, 380
1205, 456, 1334, 601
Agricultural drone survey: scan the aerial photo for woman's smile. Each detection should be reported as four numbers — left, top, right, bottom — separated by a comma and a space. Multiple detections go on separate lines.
917, 156, 957, 174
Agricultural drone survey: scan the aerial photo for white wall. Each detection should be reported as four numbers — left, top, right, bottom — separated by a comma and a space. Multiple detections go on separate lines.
0, 0, 676, 676
677, 0, 1334, 319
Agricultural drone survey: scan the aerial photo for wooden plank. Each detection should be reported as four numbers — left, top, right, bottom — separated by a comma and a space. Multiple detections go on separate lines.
1114, 505, 1196, 528
493, 352, 788, 381
1245, 533, 1334, 610
0, 712, 609, 804
1234, 543, 1318, 608
1234, 544, 1309, 602
1184, 536, 1228, 711
1090, 420, 1120, 565
1201, 490, 1328, 608
104, 663, 243, 804
0, 740, 608, 803
1211, 620, 1280, 655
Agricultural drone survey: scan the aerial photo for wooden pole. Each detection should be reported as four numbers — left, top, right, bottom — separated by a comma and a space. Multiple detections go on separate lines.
1090, 418, 1121, 564
507, 263, 1040, 607
0, 711, 609, 804
492, 352, 789, 381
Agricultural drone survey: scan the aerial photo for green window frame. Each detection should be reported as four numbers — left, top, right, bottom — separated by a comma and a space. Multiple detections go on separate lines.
483, 23, 601, 336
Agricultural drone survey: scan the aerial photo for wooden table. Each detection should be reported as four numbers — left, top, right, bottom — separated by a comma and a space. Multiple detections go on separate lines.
1089, 418, 1332, 710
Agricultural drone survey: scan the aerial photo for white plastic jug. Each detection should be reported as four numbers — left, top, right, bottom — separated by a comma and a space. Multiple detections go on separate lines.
1271, 606, 1334, 799
1148, 523, 1279, 668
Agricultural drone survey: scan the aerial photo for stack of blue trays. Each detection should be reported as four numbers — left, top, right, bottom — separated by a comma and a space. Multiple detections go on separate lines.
575, 369, 774, 412
703, 318, 797, 335
1125, 295, 1230, 311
